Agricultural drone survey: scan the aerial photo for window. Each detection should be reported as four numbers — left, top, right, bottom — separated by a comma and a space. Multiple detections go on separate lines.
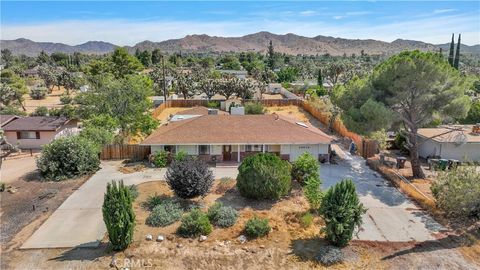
17, 131, 39, 139
245, 145, 262, 152
199, 145, 210, 155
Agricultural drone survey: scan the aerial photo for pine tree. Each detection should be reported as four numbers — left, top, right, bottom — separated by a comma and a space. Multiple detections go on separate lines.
267, 40, 275, 70
102, 180, 135, 250
453, 34, 461, 69
317, 69, 323, 86
319, 179, 366, 247
448, 33, 455, 67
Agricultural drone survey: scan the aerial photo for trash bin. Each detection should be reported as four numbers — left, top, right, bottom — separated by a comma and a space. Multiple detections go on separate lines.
437, 159, 448, 171
396, 157, 407, 169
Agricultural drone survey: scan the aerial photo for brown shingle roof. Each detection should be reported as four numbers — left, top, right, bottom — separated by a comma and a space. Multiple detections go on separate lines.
2, 116, 70, 131
141, 114, 332, 145
417, 125, 480, 143
1, 115, 20, 127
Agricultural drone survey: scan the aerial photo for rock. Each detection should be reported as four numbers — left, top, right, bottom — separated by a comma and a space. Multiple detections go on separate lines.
177, 243, 183, 248
156, 235, 164, 242
146, 234, 153, 241
167, 235, 174, 241
238, 235, 247, 244
109, 255, 117, 267
250, 249, 257, 254
199, 235, 207, 242
260, 245, 265, 249
8, 187, 17, 194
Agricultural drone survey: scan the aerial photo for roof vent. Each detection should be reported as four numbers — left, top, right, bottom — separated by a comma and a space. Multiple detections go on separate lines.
296, 122, 309, 128
208, 109, 218, 115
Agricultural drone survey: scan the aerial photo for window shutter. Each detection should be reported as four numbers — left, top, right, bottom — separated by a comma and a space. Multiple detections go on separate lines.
35, 131, 40, 139
17, 132, 21, 139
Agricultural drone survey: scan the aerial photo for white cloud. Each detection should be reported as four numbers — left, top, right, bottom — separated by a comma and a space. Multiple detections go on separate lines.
333, 16, 345, 20
300, 10, 316, 16
1, 12, 479, 46
433, 9, 456, 14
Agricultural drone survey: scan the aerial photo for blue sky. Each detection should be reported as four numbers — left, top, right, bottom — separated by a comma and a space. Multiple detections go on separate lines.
1, 1, 479, 45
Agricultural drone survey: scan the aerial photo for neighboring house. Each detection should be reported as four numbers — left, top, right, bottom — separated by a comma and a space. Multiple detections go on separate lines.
417, 125, 480, 162
141, 114, 332, 163
2, 116, 79, 149
267, 83, 283, 94
1, 115, 20, 128
218, 70, 248, 79
23, 66, 40, 77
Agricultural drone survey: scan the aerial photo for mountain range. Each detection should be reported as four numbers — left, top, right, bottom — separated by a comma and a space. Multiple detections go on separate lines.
2, 32, 479, 57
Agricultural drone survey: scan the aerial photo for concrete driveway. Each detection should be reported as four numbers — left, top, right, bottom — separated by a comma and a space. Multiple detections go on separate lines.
321, 154, 444, 242
21, 161, 238, 249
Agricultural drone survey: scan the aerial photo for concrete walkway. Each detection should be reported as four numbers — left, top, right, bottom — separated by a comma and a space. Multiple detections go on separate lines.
21, 161, 237, 249
22, 155, 444, 249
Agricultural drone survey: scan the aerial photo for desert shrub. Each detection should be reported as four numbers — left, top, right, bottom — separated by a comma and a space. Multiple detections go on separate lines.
315, 246, 344, 266
207, 101, 220, 108
177, 209, 212, 237
215, 177, 235, 194
142, 194, 166, 210
102, 180, 135, 250
29, 86, 47, 100
393, 132, 409, 154
207, 202, 238, 227
369, 129, 388, 151
175, 150, 188, 161
244, 102, 264, 115
245, 216, 270, 238
166, 157, 214, 199
320, 179, 366, 247
152, 150, 169, 168
304, 176, 323, 210
236, 153, 291, 200
127, 185, 138, 200
31, 106, 49, 116
60, 94, 73, 104
431, 166, 480, 218
79, 126, 115, 150
146, 201, 183, 227
291, 152, 319, 184
36, 136, 100, 181
300, 212, 314, 228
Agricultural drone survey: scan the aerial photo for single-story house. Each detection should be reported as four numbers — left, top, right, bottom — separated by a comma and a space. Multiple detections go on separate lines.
2, 116, 80, 149
218, 70, 248, 80
417, 125, 480, 162
141, 114, 333, 163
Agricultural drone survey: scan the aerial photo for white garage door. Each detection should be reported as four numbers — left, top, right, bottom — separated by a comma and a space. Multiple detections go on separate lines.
289, 144, 319, 162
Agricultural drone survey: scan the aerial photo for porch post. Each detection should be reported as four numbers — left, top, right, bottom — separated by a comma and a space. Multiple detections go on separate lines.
262, 144, 265, 153
237, 144, 241, 162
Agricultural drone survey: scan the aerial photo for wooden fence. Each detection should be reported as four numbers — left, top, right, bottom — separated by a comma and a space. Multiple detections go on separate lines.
150, 98, 377, 158
100, 145, 151, 160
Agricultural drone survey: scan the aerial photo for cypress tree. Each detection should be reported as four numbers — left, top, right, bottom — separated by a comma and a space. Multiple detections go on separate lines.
267, 40, 275, 70
453, 34, 461, 69
317, 69, 323, 86
102, 180, 135, 250
448, 33, 455, 67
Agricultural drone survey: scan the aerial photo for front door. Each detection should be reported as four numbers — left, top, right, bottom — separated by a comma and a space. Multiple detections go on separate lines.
222, 145, 232, 161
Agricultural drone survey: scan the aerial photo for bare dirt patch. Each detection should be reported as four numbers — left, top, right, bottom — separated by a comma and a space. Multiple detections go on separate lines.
22, 86, 67, 114
153, 107, 194, 123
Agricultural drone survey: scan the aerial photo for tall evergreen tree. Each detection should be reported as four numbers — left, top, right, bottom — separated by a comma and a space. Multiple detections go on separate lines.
453, 34, 461, 69
317, 69, 323, 86
102, 180, 135, 250
448, 33, 455, 67
267, 40, 275, 70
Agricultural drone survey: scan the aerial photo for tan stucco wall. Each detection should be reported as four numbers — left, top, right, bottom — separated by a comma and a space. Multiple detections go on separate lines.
5, 131, 56, 149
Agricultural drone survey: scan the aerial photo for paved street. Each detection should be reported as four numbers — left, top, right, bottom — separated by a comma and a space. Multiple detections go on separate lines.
22, 155, 443, 249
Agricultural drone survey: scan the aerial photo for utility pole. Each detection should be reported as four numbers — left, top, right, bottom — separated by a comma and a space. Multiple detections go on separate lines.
161, 55, 167, 102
